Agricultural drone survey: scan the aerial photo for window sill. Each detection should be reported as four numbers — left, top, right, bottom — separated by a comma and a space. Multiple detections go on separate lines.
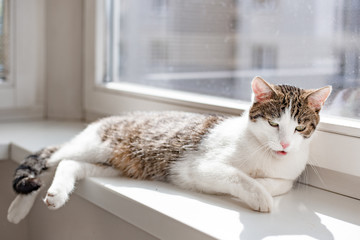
1, 120, 360, 239
93, 82, 360, 138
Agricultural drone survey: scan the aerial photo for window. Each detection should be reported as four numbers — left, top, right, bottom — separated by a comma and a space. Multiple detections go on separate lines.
0, 0, 45, 118
0, 0, 9, 82
101, 0, 360, 120
83, 0, 359, 206
251, 45, 277, 70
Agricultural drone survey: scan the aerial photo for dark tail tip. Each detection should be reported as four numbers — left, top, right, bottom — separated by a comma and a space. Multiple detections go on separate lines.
12, 164, 42, 194
12, 147, 59, 194
13, 176, 42, 194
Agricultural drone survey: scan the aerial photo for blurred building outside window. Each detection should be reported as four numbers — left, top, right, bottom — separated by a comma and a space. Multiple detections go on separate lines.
104, 0, 360, 119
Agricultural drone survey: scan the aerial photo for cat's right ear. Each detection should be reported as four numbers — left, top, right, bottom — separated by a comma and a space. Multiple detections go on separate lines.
305, 86, 332, 112
251, 76, 276, 103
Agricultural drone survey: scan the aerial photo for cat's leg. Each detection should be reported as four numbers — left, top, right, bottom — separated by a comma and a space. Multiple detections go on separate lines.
255, 178, 293, 197
44, 160, 119, 209
171, 162, 273, 212
45, 121, 112, 169
7, 190, 40, 224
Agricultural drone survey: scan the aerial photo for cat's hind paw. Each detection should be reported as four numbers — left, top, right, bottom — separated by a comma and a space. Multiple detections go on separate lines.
7, 192, 38, 224
43, 189, 68, 210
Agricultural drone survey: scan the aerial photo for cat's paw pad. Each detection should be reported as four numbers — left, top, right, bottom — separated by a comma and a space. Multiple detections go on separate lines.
248, 188, 274, 213
43, 189, 68, 210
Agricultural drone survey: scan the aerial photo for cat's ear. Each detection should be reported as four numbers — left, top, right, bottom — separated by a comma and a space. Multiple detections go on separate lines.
305, 86, 332, 111
251, 76, 276, 103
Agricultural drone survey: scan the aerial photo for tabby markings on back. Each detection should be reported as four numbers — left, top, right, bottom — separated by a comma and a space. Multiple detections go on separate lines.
99, 112, 225, 180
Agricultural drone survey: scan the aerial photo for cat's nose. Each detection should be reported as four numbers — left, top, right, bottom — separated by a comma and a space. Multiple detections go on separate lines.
280, 142, 290, 149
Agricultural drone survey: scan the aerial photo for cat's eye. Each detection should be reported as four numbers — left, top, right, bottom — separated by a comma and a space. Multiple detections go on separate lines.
268, 120, 279, 127
295, 125, 306, 132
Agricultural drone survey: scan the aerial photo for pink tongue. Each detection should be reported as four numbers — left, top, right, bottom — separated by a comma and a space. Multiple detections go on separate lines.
276, 151, 287, 156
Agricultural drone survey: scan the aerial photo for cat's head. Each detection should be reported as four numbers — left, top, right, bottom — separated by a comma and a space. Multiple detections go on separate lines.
248, 76, 331, 157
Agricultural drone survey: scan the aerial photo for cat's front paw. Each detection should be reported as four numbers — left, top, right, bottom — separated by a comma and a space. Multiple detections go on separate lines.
247, 186, 274, 213
43, 189, 68, 210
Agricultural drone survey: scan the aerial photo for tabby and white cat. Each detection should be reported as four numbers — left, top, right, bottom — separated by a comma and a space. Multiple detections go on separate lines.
7, 77, 331, 224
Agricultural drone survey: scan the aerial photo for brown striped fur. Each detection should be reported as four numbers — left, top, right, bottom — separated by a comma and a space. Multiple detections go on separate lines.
249, 84, 321, 138
100, 112, 225, 180
13, 146, 60, 194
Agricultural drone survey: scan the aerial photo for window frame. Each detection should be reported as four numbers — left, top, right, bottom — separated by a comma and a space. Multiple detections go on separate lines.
0, 0, 45, 120
84, 0, 360, 198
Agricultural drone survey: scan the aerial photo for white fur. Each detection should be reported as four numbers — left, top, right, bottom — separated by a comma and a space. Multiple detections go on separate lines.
170, 107, 312, 212
42, 121, 120, 209
44, 106, 312, 213
44, 160, 119, 209
8, 106, 313, 222
47, 121, 113, 167
8, 191, 40, 224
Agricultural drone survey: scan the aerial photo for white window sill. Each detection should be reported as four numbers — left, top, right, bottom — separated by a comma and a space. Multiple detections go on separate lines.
1, 120, 360, 239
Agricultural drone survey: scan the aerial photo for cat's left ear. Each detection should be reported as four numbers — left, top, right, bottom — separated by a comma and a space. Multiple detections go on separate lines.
251, 76, 277, 103
305, 86, 332, 111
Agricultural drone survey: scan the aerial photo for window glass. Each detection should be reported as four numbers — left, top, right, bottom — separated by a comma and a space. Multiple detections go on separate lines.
0, 0, 8, 82
104, 0, 360, 119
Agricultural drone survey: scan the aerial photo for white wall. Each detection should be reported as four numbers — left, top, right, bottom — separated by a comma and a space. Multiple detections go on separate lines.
28, 191, 158, 240
0, 160, 158, 240
45, 0, 84, 120
0, 161, 29, 240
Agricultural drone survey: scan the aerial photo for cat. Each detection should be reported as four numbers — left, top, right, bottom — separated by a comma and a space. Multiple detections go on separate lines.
7, 76, 332, 224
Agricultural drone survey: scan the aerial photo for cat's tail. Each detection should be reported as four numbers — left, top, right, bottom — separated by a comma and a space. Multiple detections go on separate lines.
12, 146, 59, 194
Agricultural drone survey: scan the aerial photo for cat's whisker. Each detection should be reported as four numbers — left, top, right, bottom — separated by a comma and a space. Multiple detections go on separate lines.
298, 165, 308, 191
237, 143, 268, 169
308, 155, 327, 188
250, 143, 269, 157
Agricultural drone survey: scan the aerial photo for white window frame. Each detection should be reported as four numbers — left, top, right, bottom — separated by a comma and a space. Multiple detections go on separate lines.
84, 0, 360, 199
0, 0, 45, 120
